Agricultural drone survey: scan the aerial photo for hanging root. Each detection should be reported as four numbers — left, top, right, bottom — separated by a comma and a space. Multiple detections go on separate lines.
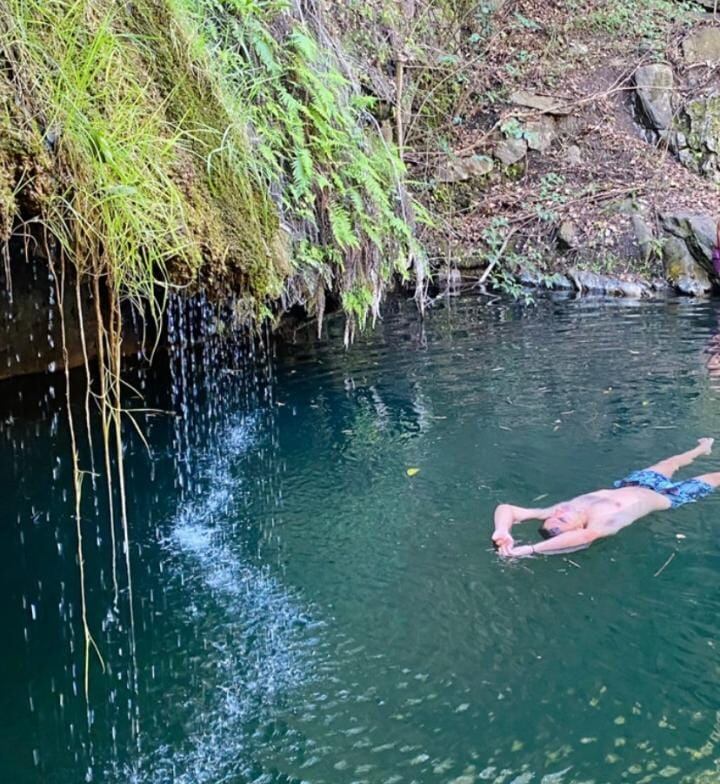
92, 272, 119, 604
48, 240, 105, 703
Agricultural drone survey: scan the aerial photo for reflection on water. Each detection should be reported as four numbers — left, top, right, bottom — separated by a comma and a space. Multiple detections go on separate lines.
3, 294, 720, 783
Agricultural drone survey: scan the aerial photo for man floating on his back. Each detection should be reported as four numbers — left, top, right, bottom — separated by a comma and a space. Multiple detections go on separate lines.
493, 438, 717, 557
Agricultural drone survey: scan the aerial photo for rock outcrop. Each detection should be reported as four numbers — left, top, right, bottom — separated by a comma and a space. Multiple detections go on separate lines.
634, 41, 720, 182
569, 269, 650, 298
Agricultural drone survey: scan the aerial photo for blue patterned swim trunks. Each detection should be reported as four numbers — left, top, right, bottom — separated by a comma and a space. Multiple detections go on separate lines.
614, 470, 714, 508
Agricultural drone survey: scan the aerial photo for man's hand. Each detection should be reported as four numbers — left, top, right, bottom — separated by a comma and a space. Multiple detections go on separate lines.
498, 528, 600, 558
492, 530, 514, 554
501, 544, 534, 558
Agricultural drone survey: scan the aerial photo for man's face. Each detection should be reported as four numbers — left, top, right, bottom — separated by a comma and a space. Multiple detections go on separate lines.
540, 505, 586, 539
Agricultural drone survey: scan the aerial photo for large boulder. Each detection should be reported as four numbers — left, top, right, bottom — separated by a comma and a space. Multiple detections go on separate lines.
635, 64, 675, 131
662, 234, 712, 296
661, 212, 717, 269
683, 27, 720, 64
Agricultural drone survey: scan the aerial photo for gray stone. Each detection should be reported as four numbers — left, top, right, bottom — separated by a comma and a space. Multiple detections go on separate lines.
549, 273, 573, 289
494, 137, 527, 166
684, 94, 720, 157
661, 212, 717, 267
651, 278, 671, 292
662, 234, 712, 295
635, 64, 675, 131
702, 153, 718, 175
558, 220, 581, 249
678, 148, 697, 169
436, 154, 494, 183
616, 280, 650, 298
565, 144, 582, 166
631, 214, 655, 262
509, 89, 571, 115
522, 116, 557, 152
683, 27, 720, 65
569, 269, 648, 298
518, 270, 572, 290
676, 275, 710, 296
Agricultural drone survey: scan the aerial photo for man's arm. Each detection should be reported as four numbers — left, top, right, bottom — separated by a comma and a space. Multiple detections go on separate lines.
492, 504, 551, 549
504, 528, 601, 557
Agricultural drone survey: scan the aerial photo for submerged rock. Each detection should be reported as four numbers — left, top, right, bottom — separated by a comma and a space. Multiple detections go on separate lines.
635, 64, 675, 131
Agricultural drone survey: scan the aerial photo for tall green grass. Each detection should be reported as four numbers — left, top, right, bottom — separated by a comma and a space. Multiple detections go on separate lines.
0, 0, 422, 328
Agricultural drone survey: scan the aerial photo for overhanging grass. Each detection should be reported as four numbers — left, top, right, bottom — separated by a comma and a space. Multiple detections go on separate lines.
0, 0, 422, 329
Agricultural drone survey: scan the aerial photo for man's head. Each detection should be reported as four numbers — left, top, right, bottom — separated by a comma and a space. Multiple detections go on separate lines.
539, 505, 588, 539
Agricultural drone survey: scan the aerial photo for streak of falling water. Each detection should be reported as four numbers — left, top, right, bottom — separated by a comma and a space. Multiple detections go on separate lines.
0, 282, 320, 783
105, 294, 319, 783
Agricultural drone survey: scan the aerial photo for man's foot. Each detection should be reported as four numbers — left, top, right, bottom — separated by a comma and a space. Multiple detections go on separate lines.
698, 437, 715, 455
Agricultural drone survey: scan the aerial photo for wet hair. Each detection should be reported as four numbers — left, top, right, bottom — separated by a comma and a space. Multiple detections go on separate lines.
538, 526, 559, 540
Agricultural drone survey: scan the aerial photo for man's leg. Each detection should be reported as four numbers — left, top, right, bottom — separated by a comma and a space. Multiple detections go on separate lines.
647, 437, 714, 478
693, 472, 720, 488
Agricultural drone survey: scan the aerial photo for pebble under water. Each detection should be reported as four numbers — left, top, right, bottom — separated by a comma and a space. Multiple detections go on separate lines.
3, 293, 720, 784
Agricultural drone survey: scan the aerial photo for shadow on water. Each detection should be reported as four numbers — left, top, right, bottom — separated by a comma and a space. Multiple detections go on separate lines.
4, 293, 720, 782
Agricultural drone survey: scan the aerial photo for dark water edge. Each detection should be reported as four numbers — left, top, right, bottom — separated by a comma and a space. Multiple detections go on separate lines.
3, 293, 720, 784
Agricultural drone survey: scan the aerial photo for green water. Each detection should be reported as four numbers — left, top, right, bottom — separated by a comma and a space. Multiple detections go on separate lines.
3, 294, 720, 784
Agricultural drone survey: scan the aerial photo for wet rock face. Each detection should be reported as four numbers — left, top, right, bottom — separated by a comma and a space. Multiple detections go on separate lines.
0, 250, 99, 381
662, 236, 712, 296
0, 246, 142, 382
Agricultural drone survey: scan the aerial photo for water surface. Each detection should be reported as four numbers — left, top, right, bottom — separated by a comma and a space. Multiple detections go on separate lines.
3, 294, 720, 784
